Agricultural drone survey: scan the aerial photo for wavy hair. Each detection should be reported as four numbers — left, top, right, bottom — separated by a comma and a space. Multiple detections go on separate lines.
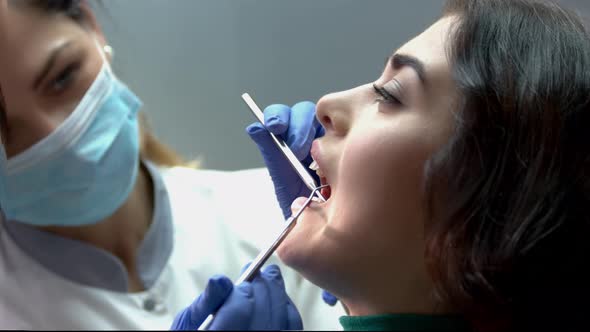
424, 0, 590, 330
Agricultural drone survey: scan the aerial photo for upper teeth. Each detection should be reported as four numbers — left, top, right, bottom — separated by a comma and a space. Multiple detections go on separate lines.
309, 160, 319, 171
309, 160, 324, 177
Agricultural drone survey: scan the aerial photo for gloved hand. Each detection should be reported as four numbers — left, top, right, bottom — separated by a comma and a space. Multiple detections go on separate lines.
170, 264, 303, 331
245, 101, 324, 219
246, 101, 339, 307
322, 290, 338, 306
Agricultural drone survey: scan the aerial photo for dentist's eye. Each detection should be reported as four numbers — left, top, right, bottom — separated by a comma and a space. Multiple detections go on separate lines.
372, 83, 402, 106
49, 62, 80, 94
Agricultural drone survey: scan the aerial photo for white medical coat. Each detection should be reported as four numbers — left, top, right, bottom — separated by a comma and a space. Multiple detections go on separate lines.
0, 165, 345, 329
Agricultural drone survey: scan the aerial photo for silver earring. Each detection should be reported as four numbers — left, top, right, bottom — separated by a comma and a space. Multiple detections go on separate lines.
103, 45, 114, 59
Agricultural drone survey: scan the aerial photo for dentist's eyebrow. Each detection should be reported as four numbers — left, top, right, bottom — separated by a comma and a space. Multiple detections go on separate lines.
33, 41, 72, 90
390, 53, 427, 85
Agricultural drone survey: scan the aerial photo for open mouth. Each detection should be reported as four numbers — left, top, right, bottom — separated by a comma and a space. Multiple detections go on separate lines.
309, 160, 331, 200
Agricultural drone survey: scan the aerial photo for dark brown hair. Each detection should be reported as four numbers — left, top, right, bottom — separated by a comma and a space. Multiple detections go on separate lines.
424, 0, 590, 330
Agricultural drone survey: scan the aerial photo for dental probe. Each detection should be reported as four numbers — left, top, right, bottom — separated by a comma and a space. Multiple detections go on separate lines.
197, 185, 329, 331
242, 93, 327, 202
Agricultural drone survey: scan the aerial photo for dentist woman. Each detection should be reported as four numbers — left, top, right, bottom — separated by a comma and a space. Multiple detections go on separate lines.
0, 0, 343, 329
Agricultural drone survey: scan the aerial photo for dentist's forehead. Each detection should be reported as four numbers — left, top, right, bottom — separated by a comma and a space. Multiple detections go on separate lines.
0, 3, 85, 87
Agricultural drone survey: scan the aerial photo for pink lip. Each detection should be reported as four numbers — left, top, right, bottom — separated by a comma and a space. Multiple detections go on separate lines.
310, 140, 323, 169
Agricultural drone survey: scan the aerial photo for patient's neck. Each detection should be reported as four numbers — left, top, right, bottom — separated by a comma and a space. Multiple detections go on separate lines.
336, 267, 452, 317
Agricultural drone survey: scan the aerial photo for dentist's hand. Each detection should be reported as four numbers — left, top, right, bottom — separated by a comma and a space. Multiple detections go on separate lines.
246, 101, 339, 307
246, 101, 324, 219
170, 265, 303, 330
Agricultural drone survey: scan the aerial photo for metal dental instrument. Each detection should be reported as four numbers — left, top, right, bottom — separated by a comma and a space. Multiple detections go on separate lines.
197, 184, 329, 331
242, 93, 327, 202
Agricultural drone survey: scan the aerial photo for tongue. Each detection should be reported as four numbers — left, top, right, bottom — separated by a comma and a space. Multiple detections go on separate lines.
321, 186, 331, 200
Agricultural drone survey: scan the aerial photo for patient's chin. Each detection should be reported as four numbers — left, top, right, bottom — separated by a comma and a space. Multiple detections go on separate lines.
280, 251, 348, 301
278, 240, 335, 281
277, 240, 308, 271
277, 242, 331, 287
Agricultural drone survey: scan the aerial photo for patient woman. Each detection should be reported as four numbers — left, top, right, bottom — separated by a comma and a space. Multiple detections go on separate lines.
268, 0, 590, 330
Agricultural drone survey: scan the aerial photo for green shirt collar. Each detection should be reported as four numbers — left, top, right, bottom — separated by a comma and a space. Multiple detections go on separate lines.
339, 314, 470, 331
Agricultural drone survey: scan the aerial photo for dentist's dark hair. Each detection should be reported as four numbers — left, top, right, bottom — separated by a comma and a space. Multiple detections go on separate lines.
423, 0, 590, 331
30, 0, 86, 20
18, 0, 101, 22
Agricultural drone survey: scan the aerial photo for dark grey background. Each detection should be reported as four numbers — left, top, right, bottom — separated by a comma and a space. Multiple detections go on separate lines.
96, 0, 589, 170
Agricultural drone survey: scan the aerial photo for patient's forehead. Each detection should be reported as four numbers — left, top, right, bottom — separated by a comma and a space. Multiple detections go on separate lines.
394, 16, 455, 86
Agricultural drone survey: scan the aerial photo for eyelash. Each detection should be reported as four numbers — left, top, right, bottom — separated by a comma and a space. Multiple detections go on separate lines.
49, 62, 80, 94
372, 83, 402, 106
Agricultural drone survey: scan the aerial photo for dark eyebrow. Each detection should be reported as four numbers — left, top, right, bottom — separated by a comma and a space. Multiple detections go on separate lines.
33, 41, 72, 90
390, 53, 427, 85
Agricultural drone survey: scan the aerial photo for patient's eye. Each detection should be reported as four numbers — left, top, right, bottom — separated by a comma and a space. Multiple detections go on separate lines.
373, 82, 402, 106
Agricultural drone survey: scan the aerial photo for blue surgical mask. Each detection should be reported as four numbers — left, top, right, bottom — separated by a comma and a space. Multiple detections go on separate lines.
0, 60, 142, 226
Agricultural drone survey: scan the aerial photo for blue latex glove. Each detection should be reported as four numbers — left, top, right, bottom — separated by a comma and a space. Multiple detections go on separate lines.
245, 102, 338, 307
170, 265, 303, 330
322, 290, 338, 306
245, 101, 324, 219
